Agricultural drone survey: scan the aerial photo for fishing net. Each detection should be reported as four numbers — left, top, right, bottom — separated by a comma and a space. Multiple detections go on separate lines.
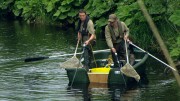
120, 63, 140, 82
60, 39, 83, 68
60, 56, 83, 68
120, 39, 140, 82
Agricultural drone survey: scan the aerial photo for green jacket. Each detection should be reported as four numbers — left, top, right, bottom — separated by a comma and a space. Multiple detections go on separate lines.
105, 21, 129, 48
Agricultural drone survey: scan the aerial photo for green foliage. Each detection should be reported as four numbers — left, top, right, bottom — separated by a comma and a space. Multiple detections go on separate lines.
0, 0, 179, 26
95, 17, 107, 28
115, 2, 142, 26
13, 0, 47, 23
85, 0, 114, 18
0, 0, 14, 18
1, 0, 84, 23
0, 0, 179, 60
0, 0, 14, 10
84, 0, 115, 28
49, 0, 84, 23
144, 0, 166, 15
166, 0, 180, 14
170, 36, 180, 60
169, 10, 180, 26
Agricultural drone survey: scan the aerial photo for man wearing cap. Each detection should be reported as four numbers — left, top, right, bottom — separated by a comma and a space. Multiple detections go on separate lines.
77, 9, 96, 71
105, 14, 131, 68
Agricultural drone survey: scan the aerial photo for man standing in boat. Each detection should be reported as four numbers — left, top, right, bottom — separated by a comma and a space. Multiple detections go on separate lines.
105, 14, 135, 67
77, 9, 96, 71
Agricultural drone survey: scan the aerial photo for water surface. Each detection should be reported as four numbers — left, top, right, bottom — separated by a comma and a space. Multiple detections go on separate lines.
0, 20, 179, 101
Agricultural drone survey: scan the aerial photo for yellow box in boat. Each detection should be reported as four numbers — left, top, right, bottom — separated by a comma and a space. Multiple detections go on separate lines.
90, 67, 111, 73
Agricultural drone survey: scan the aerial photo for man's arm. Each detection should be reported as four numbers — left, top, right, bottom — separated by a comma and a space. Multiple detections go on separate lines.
105, 26, 116, 53
78, 32, 82, 41
122, 22, 129, 40
85, 20, 95, 45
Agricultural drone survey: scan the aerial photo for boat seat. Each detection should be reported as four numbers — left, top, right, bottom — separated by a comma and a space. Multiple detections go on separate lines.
91, 59, 108, 68
93, 51, 111, 60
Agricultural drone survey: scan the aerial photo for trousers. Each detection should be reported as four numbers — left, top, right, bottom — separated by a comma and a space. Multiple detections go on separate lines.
111, 40, 135, 68
82, 44, 93, 70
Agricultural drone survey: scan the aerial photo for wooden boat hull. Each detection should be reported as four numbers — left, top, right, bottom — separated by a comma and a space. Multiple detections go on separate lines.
88, 73, 109, 83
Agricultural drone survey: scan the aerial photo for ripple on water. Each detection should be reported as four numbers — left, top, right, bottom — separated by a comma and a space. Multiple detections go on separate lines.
0, 20, 180, 101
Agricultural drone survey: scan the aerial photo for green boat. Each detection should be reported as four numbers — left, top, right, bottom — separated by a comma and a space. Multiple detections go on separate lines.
65, 49, 148, 85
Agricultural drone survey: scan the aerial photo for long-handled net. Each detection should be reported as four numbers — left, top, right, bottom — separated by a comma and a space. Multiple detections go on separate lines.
120, 40, 140, 82
60, 40, 82, 68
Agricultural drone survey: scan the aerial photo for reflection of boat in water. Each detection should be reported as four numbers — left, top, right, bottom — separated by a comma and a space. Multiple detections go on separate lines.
65, 49, 148, 85
88, 83, 108, 88
66, 77, 148, 101
120, 89, 141, 101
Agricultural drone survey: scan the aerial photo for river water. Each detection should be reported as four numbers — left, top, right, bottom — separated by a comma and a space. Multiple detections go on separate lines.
0, 20, 179, 101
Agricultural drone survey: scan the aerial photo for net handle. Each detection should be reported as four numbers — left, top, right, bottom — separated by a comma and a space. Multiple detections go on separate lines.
74, 39, 80, 56
125, 38, 129, 64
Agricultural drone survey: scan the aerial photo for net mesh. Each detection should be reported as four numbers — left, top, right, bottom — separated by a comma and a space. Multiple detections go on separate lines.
120, 63, 140, 82
60, 56, 82, 68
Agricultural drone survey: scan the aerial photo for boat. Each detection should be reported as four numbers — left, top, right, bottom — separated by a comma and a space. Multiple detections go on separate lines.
65, 49, 148, 85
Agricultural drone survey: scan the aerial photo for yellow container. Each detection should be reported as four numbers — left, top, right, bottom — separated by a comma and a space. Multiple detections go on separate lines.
90, 67, 111, 73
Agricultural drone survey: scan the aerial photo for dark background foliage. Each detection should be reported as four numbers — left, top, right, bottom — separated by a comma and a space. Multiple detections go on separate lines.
0, 0, 179, 60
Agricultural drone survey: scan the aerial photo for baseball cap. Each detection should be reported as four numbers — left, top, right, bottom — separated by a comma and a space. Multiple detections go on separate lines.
108, 14, 117, 22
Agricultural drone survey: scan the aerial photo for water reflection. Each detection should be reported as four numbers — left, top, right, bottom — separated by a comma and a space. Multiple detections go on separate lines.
67, 76, 148, 101
0, 20, 180, 101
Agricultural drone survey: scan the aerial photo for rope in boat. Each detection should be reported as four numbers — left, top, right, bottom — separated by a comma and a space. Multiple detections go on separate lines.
90, 44, 97, 68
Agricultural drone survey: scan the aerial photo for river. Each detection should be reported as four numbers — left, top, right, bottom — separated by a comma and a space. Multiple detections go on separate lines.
0, 20, 179, 101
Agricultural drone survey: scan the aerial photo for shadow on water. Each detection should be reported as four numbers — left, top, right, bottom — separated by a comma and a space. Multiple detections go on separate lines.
66, 74, 149, 101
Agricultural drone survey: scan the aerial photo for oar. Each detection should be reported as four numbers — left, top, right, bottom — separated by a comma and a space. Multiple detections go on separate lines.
24, 49, 110, 62
128, 40, 177, 71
